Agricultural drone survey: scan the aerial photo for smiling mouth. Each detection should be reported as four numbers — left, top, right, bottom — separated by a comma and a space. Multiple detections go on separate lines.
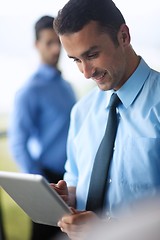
92, 70, 107, 82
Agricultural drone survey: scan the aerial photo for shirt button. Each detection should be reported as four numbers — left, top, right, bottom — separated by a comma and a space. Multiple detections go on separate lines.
108, 179, 112, 184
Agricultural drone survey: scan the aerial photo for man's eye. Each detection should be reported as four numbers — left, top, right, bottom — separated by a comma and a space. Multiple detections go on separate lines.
73, 58, 81, 63
87, 53, 99, 59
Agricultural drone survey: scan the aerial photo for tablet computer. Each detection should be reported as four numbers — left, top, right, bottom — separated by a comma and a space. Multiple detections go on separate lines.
0, 171, 72, 226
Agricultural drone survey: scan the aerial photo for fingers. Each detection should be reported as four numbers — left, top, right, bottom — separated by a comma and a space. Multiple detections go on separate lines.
70, 207, 78, 214
58, 211, 99, 239
58, 221, 86, 240
60, 195, 69, 203
56, 180, 68, 190
50, 180, 67, 190
50, 181, 68, 194
50, 181, 69, 203
61, 211, 96, 225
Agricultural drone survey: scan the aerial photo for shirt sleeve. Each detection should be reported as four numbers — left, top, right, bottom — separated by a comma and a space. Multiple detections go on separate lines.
63, 106, 79, 187
8, 89, 42, 174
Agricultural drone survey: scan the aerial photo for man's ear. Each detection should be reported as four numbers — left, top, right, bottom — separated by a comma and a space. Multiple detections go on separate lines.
117, 24, 131, 46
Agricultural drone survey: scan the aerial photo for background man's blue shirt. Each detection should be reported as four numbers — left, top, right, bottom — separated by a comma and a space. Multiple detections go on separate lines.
64, 59, 160, 216
9, 64, 76, 175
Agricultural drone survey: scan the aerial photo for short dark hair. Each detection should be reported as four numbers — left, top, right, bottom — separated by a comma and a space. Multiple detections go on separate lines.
54, 0, 125, 45
35, 15, 55, 40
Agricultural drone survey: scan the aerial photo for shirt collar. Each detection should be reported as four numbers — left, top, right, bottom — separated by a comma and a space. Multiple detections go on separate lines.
38, 64, 60, 80
105, 58, 151, 109
116, 58, 151, 108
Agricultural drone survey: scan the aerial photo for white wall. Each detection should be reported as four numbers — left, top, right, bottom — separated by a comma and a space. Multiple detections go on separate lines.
0, 0, 159, 113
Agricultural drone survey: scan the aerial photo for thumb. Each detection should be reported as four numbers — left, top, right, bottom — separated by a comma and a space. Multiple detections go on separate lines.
70, 207, 86, 214
57, 180, 67, 190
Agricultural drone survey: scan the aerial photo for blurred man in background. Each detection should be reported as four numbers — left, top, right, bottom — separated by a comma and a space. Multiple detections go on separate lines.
9, 15, 76, 240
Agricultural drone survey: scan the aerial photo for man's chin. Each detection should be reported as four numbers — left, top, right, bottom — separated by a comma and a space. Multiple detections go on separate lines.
97, 82, 113, 91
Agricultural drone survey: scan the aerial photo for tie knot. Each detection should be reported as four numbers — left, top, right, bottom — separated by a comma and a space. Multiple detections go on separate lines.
109, 93, 121, 108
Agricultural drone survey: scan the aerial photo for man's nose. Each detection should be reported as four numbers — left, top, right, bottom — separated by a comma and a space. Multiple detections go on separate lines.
80, 61, 94, 79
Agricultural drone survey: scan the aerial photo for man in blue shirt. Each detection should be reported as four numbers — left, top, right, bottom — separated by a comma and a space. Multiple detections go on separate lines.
51, 0, 160, 239
9, 16, 76, 240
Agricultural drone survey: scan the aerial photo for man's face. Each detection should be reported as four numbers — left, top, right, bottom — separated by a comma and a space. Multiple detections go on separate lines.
36, 29, 61, 67
60, 21, 130, 91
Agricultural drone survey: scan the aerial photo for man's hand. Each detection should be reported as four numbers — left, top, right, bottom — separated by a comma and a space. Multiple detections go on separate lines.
51, 182, 100, 239
50, 180, 69, 203
58, 209, 99, 240
50, 180, 76, 207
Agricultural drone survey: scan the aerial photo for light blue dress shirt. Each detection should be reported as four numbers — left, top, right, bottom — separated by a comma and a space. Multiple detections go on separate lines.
9, 64, 76, 175
64, 58, 160, 216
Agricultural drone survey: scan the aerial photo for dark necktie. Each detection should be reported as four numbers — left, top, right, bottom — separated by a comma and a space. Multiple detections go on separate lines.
86, 93, 121, 213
